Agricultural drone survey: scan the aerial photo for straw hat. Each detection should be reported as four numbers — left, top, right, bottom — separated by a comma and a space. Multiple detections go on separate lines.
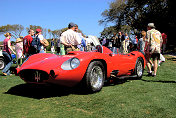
20, 36, 24, 38
16, 38, 22, 43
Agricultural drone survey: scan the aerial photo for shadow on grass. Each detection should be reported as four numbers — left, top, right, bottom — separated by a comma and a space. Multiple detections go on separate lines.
5, 78, 132, 99
141, 79, 176, 83
104, 77, 133, 87
5, 83, 90, 99
167, 57, 176, 61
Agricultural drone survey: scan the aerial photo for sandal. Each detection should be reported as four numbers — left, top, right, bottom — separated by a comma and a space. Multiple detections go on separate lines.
2, 72, 7, 76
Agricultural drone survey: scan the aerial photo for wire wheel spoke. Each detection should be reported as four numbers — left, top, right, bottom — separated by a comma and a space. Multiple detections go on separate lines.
90, 66, 103, 89
137, 61, 143, 77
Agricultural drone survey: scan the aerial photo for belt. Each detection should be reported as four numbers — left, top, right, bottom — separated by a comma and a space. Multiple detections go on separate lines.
65, 45, 77, 48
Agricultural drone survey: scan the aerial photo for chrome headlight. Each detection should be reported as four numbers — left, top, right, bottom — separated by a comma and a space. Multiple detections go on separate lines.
61, 58, 80, 70
70, 58, 80, 69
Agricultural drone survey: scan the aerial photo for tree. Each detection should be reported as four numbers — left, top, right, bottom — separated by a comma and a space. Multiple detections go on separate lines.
100, 26, 116, 39
100, 0, 169, 31
26, 25, 42, 33
42, 28, 47, 38
100, 0, 175, 48
48, 29, 52, 39
100, 25, 132, 39
0, 24, 24, 39
51, 30, 62, 39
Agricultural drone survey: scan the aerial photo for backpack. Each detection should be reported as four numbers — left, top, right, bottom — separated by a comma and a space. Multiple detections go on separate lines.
31, 35, 41, 54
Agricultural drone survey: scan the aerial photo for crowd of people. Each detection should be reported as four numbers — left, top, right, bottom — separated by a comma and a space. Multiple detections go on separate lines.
1, 22, 167, 77
101, 23, 167, 77
1, 22, 95, 76
56, 23, 99, 55
101, 32, 130, 54
1, 28, 49, 76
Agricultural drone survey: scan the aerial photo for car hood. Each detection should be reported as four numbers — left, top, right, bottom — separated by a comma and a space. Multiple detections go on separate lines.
20, 53, 80, 73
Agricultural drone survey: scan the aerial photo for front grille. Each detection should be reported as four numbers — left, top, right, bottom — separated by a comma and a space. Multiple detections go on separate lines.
20, 69, 49, 83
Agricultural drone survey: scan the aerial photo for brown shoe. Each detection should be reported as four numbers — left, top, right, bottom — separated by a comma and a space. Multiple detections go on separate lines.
2, 72, 7, 76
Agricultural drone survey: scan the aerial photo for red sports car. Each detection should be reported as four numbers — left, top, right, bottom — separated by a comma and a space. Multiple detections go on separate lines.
17, 45, 145, 93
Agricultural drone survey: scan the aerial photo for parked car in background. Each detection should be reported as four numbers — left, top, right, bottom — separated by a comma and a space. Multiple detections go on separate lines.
0, 46, 6, 70
0, 50, 5, 70
0, 46, 17, 70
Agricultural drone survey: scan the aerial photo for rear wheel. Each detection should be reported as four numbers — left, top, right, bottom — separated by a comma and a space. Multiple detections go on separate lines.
0, 57, 5, 70
84, 61, 105, 93
134, 57, 144, 79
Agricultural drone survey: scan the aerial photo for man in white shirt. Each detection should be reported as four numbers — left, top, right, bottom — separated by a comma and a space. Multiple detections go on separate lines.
60, 22, 81, 54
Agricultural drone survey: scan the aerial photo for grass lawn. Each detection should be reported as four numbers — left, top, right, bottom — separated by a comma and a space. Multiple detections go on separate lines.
0, 55, 176, 118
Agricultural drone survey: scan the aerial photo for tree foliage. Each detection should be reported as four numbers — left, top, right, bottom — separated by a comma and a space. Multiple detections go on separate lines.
51, 30, 62, 38
26, 25, 43, 33
0, 24, 24, 39
100, 0, 169, 31
100, 0, 175, 46
100, 25, 131, 38
100, 26, 116, 39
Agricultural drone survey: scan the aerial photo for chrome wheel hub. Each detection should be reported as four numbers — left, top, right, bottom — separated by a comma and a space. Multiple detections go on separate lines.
0, 60, 4, 70
137, 61, 143, 77
90, 66, 103, 89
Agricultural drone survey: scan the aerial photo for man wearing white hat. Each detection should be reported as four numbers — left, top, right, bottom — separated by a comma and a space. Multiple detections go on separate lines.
146, 23, 162, 77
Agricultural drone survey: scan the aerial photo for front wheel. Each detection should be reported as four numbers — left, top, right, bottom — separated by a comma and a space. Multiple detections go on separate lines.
84, 61, 105, 93
134, 57, 144, 79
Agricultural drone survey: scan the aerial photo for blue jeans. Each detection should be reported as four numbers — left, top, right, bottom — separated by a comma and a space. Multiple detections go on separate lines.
39, 49, 45, 53
2, 51, 13, 75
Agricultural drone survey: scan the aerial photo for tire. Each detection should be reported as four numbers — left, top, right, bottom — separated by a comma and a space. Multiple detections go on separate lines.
84, 61, 105, 93
134, 57, 144, 79
0, 57, 5, 70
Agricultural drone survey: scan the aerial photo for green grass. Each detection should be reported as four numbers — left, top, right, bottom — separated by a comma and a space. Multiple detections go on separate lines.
0, 55, 176, 118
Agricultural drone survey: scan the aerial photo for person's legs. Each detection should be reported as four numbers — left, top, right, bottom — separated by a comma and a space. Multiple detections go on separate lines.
2, 52, 13, 75
57, 47, 60, 54
17, 58, 23, 68
39, 50, 45, 53
124, 41, 127, 53
145, 53, 152, 76
122, 41, 126, 53
163, 44, 166, 53
146, 61, 152, 72
153, 58, 158, 75
152, 53, 160, 76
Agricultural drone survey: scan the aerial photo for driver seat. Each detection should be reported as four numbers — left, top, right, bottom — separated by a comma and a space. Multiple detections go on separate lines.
95, 45, 103, 53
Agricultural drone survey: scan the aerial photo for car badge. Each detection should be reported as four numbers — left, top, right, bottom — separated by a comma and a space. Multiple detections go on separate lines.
34, 71, 40, 82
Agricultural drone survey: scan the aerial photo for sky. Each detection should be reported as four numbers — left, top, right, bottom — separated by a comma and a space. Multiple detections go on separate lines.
0, 0, 114, 41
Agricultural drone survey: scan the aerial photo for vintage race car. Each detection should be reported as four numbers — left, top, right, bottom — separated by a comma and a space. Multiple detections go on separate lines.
16, 45, 145, 92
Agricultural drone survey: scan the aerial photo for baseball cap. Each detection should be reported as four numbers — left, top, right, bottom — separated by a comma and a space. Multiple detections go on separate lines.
68, 22, 76, 28
36, 29, 42, 32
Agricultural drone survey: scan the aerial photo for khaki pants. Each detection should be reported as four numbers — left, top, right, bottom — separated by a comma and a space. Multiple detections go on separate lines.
121, 40, 126, 53
66, 46, 79, 54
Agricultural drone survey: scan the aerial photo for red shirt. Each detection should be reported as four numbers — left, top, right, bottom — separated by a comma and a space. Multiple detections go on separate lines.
162, 33, 167, 44
23, 35, 33, 54
3, 38, 11, 54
